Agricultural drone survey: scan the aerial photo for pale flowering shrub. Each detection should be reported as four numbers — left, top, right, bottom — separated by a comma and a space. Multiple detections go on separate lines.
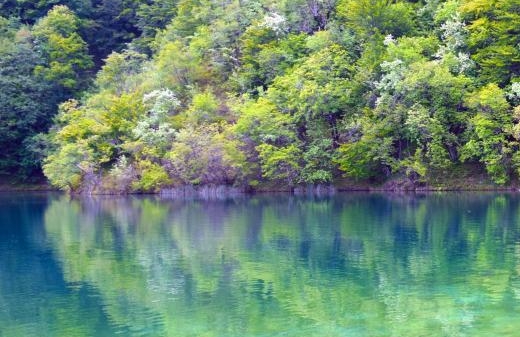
260, 12, 287, 35
133, 89, 179, 150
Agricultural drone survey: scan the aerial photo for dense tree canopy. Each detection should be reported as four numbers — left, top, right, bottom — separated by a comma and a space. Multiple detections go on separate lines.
1, 0, 520, 190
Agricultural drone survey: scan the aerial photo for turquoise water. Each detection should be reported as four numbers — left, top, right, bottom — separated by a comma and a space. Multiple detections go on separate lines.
1, 193, 520, 336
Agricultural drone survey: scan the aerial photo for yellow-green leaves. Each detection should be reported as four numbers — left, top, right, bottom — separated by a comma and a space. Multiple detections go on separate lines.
32, 5, 93, 91
165, 123, 247, 186
131, 160, 171, 192
337, 0, 415, 39
256, 143, 302, 186
461, 85, 513, 184
96, 50, 147, 94
43, 141, 95, 191
460, 0, 520, 84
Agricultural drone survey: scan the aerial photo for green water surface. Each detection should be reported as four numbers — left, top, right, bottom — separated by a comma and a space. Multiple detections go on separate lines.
1, 193, 520, 336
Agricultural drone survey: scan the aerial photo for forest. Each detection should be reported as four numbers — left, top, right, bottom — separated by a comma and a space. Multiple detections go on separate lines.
1, 0, 520, 193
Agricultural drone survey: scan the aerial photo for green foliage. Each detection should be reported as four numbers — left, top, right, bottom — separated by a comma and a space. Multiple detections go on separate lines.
43, 90, 147, 190
237, 26, 307, 93
334, 130, 395, 180
131, 160, 171, 192
460, 0, 520, 84
185, 90, 221, 124
136, 0, 177, 43
0, 31, 60, 177
460, 84, 513, 184
1, 0, 519, 189
301, 138, 334, 183
32, 5, 93, 92
256, 143, 302, 186
43, 141, 95, 190
337, 0, 416, 39
267, 45, 353, 126
234, 97, 296, 145
153, 39, 211, 99
95, 50, 147, 94
165, 124, 247, 185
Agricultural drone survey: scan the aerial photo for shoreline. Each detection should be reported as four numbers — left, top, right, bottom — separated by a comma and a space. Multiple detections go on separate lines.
2, 167, 519, 194
0, 184, 56, 192
1, 182, 519, 194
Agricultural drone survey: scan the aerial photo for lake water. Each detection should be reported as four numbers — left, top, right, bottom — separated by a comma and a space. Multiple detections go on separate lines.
1, 192, 520, 336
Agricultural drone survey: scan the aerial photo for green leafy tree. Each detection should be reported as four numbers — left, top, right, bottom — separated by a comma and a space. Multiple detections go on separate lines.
136, 0, 178, 48
0, 27, 60, 177
460, 0, 520, 84
95, 49, 147, 94
461, 84, 514, 184
334, 121, 396, 180
34, 0, 520, 191
32, 5, 93, 92
165, 123, 247, 185
0, 0, 92, 24
131, 160, 171, 192
43, 141, 95, 191
337, 0, 416, 39
237, 29, 307, 94
256, 143, 302, 186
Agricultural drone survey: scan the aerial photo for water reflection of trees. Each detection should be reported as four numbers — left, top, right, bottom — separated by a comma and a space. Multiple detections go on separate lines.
0, 194, 120, 337
43, 193, 520, 336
